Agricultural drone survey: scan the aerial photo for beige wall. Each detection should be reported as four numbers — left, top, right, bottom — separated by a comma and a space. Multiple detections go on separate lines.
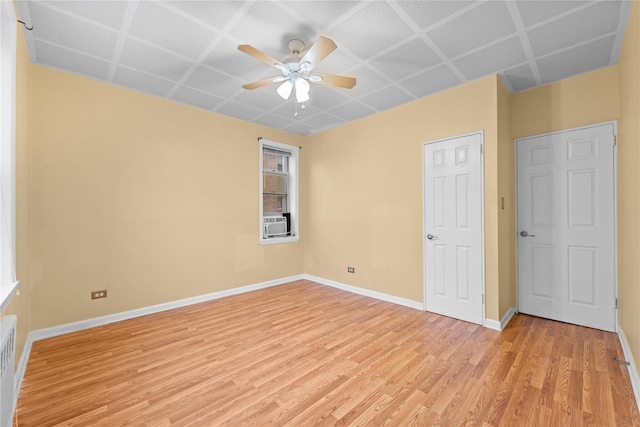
497, 78, 515, 318
27, 66, 305, 329
1, 21, 32, 366
305, 76, 504, 319
618, 0, 640, 372
512, 66, 620, 139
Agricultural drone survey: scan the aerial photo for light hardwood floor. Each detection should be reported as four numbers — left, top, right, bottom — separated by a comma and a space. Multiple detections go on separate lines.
15, 280, 640, 426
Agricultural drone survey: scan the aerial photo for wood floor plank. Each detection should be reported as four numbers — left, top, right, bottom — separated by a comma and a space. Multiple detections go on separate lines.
15, 280, 640, 426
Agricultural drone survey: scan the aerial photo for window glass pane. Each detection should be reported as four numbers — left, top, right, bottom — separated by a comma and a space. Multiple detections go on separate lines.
263, 194, 287, 213
263, 172, 287, 194
263, 153, 288, 172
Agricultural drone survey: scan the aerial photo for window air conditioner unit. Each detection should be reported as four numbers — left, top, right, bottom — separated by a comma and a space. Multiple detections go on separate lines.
264, 217, 288, 238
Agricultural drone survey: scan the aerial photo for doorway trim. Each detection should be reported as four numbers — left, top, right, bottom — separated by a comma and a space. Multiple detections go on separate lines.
514, 120, 618, 332
422, 130, 486, 326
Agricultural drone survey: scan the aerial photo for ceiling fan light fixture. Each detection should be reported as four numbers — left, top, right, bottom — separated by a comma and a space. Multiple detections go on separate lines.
300, 61, 312, 73
238, 36, 355, 109
277, 80, 294, 100
295, 78, 310, 103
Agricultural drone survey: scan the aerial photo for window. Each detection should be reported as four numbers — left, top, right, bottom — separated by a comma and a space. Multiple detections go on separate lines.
259, 139, 299, 244
0, 1, 19, 311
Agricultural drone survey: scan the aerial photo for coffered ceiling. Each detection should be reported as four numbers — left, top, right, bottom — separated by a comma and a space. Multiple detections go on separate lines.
16, 1, 632, 136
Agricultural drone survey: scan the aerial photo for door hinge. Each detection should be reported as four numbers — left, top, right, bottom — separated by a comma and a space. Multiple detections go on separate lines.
482, 294, 485, 305
615, 297, 618, 309
614, 135, 617, 146
480, 144, 483, 154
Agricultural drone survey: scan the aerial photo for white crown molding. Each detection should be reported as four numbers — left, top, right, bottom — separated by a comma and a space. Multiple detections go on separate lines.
28, 275, 305, 342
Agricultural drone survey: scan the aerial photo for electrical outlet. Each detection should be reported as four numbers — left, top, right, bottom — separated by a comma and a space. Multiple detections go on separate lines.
91, 290, 107, 299
347, 267, 355, 273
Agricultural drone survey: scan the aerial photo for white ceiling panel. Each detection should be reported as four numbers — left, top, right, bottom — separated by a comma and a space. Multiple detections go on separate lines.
310, 48, 359, 76
427, 1, 516, 58
516, 1, 591, 28
370, 38, 441, 81
41, 1, 128, 30
171, 87, 225, 111
16, 0, 633, 136
254, 113, 297, 130
330, 1, 414, 59
346, 66, 393, 98
35, 40, 110, 81
232, 87, 287, 112
396, 1, 474, 30
501, 63, 537, 92
29, 2, 118, 60
537, 35, 616, 84
128, 1, 217, 60
527, 1, 621, 57
184, 66, 241, 98
228, 1, 315, 53
281, 1, 361, 30
454, 36, 527, 81
399, 65, 463, 98
203, 38, 265, 83
163, 1, 246, 32
298, 111, 345, 130
282, 121, 316, 136
328, 101, 377, 122
216, 101, 262, 122
119, 38, 192, 81
215, 100, 263, 122
113, 67, 175, 98
359, 86, 414, 112
302, 86, 352, 111
270, 100, 323, 120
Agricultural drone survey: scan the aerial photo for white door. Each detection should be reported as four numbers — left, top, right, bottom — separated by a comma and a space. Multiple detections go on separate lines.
517, 123, 616, 332
424, 133, 484, 325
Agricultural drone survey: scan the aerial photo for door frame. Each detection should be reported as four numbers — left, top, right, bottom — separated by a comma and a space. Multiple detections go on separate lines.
514, 121, 618, 332
422, 130, 486, 326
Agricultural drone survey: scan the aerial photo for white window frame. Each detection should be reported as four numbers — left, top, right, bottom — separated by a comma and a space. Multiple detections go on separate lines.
259, 139, 299, 245
0, 1, 20, 312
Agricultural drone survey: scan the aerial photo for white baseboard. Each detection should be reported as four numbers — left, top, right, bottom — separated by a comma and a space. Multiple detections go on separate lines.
484, 306, 517, 331
303, 274, 424, 310
618, 327, 640, 411
484, 318, 501, 331
14, 330, 32, 411
28, 274, 304, 342
12, 273, 305, 408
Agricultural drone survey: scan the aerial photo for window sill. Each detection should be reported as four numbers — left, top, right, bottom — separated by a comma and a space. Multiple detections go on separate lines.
259, 235, 300, 245
0, 280, 20, 313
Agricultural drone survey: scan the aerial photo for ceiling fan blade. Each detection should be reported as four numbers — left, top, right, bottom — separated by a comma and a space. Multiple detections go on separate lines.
299, 36, 337, 69
238, 44, 285, 69
242, 77, 286, 90
310, 73, 356, 89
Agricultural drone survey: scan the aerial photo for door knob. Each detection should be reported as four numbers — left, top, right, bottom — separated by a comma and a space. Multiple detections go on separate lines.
520, 230, 536, 237
427, 234, 438, 240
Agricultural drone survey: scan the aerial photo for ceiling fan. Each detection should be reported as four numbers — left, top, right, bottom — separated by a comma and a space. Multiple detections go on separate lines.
237, 36, 356, 104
